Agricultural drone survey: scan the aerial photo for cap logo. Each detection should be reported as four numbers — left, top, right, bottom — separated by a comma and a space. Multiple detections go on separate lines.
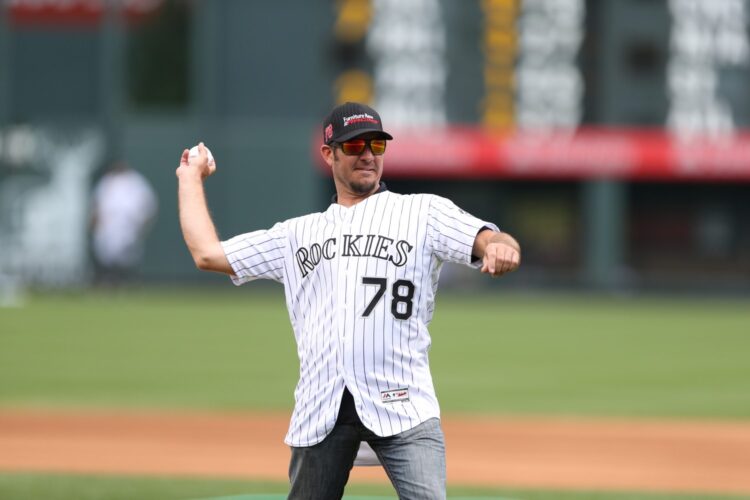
325, 124, 333, 141
343, 113, 379, 127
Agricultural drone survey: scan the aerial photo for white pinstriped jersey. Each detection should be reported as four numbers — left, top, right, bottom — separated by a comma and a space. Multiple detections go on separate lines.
221, 188, 498, 447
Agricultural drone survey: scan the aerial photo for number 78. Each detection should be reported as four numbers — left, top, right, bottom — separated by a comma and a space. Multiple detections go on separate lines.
361, 277, 415, 320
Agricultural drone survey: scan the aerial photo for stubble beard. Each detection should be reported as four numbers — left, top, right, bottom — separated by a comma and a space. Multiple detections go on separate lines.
349, 177, 378, 195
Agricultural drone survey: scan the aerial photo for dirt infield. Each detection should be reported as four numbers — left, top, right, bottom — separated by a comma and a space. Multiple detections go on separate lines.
1, 410, 749, 495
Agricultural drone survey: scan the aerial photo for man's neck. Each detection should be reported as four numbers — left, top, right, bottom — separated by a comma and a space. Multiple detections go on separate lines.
333, 182, 387, 207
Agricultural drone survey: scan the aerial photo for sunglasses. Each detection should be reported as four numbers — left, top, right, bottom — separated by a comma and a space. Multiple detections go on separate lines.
336, 138, 387, 156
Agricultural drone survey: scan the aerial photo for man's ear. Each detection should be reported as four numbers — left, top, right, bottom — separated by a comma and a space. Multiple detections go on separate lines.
320, 144, 334, 167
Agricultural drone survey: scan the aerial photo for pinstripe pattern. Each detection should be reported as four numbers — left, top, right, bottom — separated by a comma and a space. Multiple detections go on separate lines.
220, 190, 497, 447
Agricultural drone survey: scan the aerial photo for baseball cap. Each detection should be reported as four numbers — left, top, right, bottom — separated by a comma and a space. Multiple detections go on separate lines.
322, 102, 393, 145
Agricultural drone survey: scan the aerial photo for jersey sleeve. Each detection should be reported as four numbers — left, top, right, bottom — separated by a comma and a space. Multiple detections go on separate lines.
426, 195, 499, 268
221, 222, 288, 285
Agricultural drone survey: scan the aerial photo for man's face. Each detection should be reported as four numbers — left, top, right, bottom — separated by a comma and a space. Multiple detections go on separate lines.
322, 132, 386, 197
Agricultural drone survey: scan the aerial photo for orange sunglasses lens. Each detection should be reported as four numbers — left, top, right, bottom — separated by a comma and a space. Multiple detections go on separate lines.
369, 139, 386, 155
340, 139, 387, 156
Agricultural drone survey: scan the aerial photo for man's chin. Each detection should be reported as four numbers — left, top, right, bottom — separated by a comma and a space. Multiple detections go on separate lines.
350, 179, 378, 195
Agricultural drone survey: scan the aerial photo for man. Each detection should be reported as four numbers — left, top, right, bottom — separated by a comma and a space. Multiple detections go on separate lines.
91, 160, 157, 286
176, 102, 520, 499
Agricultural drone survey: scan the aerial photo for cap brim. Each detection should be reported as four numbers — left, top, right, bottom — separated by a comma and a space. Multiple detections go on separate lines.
335, 128, 394, 143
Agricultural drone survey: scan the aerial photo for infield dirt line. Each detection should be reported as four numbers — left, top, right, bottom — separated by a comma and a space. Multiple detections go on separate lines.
0, 410, 749, 495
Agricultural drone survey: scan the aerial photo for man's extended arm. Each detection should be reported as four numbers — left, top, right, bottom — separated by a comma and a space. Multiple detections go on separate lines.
176, 143, 233, 275
472, 229, 521, 277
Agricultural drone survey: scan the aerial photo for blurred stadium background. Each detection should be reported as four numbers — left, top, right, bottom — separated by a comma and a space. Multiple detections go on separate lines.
1, 1, 749, 499
0, 0, 748, 294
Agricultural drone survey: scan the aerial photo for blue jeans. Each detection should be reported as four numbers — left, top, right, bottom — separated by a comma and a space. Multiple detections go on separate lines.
287, 395, 446, 499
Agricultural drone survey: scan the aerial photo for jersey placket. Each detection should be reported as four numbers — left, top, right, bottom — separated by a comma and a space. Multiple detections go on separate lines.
335, 205, 362, 421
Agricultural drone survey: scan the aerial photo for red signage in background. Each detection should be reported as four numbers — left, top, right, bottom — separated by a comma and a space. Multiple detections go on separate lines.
7, 0, 164, 26
315, 127, 750, 182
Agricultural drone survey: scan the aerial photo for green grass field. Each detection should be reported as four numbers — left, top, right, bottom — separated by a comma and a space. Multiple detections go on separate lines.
0, 472, 746, 500
1, 288, 749, 499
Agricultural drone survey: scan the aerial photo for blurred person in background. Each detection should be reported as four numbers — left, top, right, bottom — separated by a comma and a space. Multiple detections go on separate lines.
90, 159, 158, 286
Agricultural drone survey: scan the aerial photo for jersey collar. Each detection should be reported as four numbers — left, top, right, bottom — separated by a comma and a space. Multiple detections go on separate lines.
330, 181, 388, 204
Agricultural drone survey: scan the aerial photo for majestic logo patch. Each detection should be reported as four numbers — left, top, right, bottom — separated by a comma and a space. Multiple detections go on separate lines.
325, 124, 333, 141
343, 113, 379, 127
381, 388, 409, 404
